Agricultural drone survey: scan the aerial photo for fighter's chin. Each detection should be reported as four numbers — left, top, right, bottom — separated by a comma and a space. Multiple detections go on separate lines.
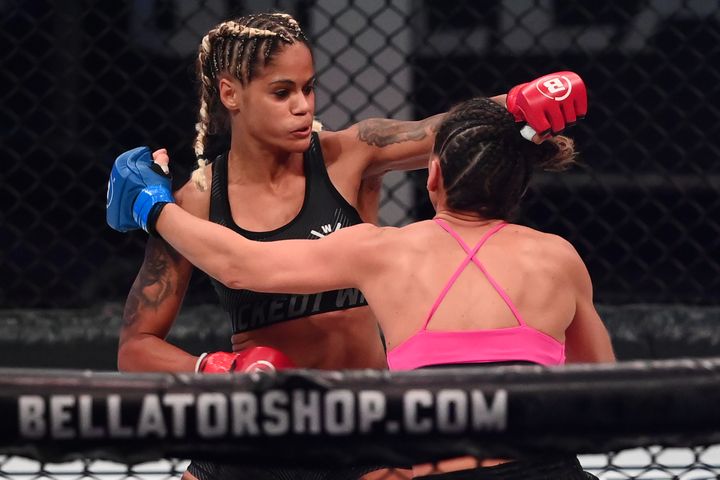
286, 135, 312, 152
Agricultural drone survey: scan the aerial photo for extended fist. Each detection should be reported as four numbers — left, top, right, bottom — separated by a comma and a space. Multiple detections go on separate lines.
196, 347, 296, 374
106, 146, 174, 234
506, 71, 587, 142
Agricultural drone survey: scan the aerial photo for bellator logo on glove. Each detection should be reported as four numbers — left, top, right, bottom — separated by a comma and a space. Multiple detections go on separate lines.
506, 71, 587, 142
535, 74, 574, 101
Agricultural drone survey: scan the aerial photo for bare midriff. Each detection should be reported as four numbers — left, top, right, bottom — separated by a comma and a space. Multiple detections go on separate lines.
231, 305, 387, 370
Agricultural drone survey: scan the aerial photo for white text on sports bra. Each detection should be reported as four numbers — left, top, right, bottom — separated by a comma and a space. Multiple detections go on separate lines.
235, 289, 366, 330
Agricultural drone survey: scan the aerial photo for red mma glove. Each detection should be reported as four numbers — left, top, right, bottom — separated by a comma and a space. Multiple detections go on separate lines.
506, 71, 587, 142
195, 346, 295, 373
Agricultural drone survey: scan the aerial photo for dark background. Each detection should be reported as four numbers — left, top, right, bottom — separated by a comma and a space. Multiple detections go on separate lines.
1, 0, 718, 367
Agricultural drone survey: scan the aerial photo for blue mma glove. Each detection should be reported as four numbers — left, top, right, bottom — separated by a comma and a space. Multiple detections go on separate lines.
106, 146, 174, 235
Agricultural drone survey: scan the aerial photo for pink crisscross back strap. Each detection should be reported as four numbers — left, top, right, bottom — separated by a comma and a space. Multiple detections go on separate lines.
422, 219, 526, 330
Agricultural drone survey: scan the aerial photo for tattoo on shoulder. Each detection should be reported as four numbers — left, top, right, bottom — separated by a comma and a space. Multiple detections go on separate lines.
123, 240, 183, 327
357, 114, 445, 148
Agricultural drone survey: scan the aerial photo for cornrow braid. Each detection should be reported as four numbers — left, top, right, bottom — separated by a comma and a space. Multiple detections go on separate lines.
434, 97, 577, 220
272, 13, 302, 36
191, 13, 309, 191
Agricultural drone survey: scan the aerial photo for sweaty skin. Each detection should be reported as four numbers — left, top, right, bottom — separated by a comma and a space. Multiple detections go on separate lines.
116, 16, 576, 480
156, 166, 615, 479
117, 41, 492, 374
151, 142, 615, 366
156, 205, 615, 362
117, 38, 508, 373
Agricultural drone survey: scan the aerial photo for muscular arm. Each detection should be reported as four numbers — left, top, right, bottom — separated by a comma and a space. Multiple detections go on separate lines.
117, 169, 212, 373
117, 236, 198, 372
564, 253, 616, 363
335, 95, 507, 177
155, 204, 384, 296
355, 113, 446, 176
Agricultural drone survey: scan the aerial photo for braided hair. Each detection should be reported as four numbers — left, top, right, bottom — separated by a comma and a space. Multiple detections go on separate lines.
434, 97, 577, 220
192, 13, 308, 191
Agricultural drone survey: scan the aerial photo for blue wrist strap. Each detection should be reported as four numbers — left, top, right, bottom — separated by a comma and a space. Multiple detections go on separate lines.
133, 185, 174, 233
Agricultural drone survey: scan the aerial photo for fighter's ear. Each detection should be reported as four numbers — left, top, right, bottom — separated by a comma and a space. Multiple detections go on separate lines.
427, 155, 442, 193
218, 75, 241, 111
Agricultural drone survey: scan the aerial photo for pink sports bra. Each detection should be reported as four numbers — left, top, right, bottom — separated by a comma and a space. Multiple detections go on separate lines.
387, 219, 566, 370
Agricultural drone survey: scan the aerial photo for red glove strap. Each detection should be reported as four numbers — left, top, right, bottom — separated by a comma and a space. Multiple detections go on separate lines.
196, 351, 238, 373
197, 347, 295, 374
506, 81, 529, 123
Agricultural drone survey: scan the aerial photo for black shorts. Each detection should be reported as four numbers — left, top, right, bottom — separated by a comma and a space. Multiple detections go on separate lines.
187, 460, 383, 480
414, 456, 597, 480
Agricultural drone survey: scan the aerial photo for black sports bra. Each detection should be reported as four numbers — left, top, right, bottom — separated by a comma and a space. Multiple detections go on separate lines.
208, 133, 368, 333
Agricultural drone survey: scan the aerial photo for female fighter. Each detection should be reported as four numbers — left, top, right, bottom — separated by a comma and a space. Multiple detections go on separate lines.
109, 96, 610, 479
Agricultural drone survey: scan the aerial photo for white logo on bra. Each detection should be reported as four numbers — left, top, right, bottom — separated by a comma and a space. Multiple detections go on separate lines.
310, 222, 342, 238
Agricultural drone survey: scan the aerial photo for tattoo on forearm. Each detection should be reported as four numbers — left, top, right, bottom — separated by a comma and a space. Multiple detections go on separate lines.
123, 240, 182, 327
357, 114, 445, 147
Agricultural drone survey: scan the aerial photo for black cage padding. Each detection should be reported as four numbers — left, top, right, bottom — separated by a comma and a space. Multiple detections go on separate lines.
2, 358, 720, 466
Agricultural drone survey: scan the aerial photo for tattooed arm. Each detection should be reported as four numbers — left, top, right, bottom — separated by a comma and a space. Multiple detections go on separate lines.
328, 95, 507, 178
352, 113, 445, 177
117, 236, 198, 372
116, 174, 212, 373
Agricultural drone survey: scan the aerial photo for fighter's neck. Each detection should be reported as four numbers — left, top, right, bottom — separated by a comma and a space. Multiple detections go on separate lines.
226, 138, 303, 184
433, 209, 500, 227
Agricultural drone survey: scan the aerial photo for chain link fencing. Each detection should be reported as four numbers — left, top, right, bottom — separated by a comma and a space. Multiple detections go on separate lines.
2, 1, 719, 309
2, 451, 720, 480
2, 3, 720, 478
